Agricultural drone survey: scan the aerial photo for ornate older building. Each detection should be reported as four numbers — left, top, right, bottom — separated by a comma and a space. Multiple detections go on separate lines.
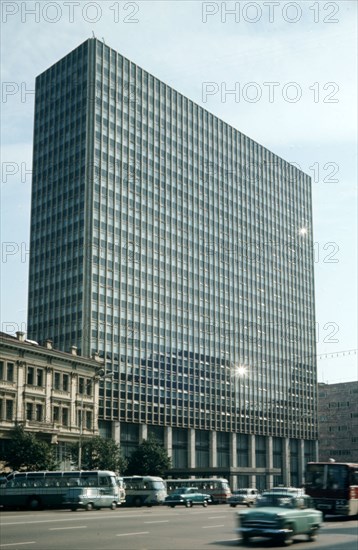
27, 38, 318, 488
0, 331, 103, 469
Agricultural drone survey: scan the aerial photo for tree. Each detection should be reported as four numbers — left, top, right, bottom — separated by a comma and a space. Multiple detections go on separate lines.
1, 425, 57, 471
70, 436, 127, 473
125, 436, 171, 477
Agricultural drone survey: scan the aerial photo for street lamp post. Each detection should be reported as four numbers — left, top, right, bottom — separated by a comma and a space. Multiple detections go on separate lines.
78, 371, 113, 469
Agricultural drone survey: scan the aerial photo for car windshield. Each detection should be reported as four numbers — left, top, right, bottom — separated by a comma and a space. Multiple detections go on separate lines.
256, 495, 295, 508
305, 464, 349, 490
172, 488, 187, 494
152, 481, 165, 490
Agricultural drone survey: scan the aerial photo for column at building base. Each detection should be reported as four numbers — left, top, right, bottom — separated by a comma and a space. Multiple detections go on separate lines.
139, 424, 147, 443
210, 431, 217, 468
298, 439, 305, 487
165, 426, 172, 460
283, 438, 290, 486
230, 433, 237, 490
112, 421, 120, 445
266, 436, 273, 490
249, 434, 256, 488
188, 428, 195, 469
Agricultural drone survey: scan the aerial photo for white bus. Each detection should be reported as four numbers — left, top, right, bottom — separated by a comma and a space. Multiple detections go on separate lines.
166, 478, 231, 504
123, 475, 167, 506
0, 470, 125, 510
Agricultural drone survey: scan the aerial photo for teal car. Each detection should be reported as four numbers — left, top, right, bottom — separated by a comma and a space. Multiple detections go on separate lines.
164, 487, 211, 508
237, 492, 323, 545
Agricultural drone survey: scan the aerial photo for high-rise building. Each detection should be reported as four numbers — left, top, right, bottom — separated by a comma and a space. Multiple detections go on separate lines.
28, 38, 317, 488
318, 381, 358, 462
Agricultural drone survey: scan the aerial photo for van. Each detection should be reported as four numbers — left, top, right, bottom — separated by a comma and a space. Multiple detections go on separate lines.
64, 486, 120, 511
227, 488, 259, 507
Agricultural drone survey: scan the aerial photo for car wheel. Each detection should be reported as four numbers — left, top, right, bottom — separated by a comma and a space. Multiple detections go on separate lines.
110, 502, 117, 510
185, 500, 192, 508
307, 528, 317, 542
28, 497, 41, 510
85, 503, 93, 511
247, 501, 253, 507
230, 504, 236, 508
277, 531, 293, 546
70, 507, 77, 512
170, 505, 175, 508
202, 500, 208, 507
134, 497, 142, 507
241, 533, 250, 545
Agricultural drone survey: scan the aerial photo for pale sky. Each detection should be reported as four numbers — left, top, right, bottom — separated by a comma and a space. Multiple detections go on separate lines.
1, 0, 357, 383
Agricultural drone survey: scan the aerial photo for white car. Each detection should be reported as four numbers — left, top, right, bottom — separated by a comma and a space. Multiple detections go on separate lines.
227, 488, 259, 507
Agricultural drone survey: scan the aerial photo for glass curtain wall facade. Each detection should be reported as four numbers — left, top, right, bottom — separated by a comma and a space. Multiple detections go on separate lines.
28, 38, 318, 485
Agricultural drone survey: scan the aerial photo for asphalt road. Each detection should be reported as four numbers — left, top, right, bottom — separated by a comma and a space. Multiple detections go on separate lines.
1, 506, 357, 550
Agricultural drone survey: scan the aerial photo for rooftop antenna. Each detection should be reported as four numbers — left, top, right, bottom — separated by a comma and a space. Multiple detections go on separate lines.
92, 31, 96, 38
102, 37, 106, 45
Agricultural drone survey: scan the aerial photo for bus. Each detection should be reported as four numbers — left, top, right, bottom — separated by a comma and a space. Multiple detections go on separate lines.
0, 470, 125, 510
166, 478, 231, 504
123, 476, 167, 506
305, 461, 358, 517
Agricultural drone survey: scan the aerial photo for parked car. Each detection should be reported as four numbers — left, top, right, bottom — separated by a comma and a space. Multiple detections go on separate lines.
63, 487, 120, 511
227, 488, 259, 507
237, 491, 323, 546
164, 487, 211, 508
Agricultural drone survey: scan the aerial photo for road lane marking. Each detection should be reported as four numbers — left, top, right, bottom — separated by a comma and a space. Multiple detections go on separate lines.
208, 516, 226, 519
144, 520, 169, 524
2, 519, 87, 526
2, 543, 36, 547
202, 524, 225, 528
116, 531, 149, 537
2, 513, 150, 526
49, 526, 87, 531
